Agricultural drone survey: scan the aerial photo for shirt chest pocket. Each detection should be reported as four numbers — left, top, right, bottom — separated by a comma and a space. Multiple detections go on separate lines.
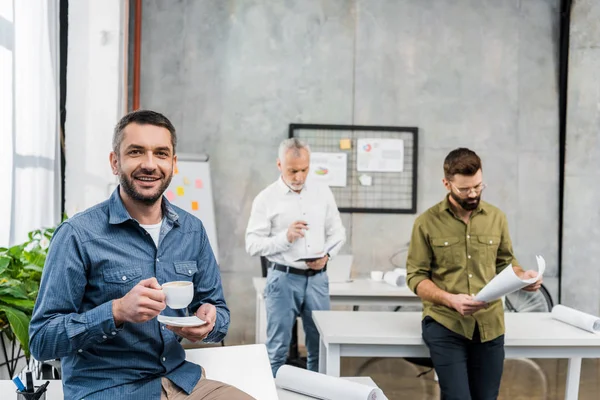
102, 265, 143, 298
173, 261, 198, 282
476, 235, 501, 267
431, 237, 464, 268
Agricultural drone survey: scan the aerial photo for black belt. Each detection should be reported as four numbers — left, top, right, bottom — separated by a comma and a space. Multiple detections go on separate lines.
270, 263, 326, 277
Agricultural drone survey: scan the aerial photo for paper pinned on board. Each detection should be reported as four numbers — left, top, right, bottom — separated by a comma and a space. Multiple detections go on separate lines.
276, 365, 388, 400
474, 255, 545, 303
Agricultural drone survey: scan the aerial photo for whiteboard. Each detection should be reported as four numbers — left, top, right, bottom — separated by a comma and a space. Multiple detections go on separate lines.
165, 154, 219, 263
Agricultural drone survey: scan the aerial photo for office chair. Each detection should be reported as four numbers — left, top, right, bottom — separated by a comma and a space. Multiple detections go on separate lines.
259, 256, 307, 369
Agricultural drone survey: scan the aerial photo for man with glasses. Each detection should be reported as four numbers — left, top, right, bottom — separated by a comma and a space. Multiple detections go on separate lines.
406, 148, 542, 400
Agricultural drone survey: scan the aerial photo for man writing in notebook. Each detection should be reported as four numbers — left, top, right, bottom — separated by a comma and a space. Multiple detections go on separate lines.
406, 148, 542, 400
246, 138, 346, 376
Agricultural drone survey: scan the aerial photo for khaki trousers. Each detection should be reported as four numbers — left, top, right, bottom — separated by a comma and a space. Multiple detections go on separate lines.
160, 369, 256, 400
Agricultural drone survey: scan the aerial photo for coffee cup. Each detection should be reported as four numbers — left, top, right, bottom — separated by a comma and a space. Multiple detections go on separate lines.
162, 281, 193, 309
370, 271, 384, 281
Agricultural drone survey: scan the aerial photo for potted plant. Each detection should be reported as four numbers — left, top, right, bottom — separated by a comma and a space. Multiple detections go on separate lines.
0, 224, 58, 376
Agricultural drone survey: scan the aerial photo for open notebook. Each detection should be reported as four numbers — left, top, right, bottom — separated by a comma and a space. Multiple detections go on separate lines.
326, 254, 353, 283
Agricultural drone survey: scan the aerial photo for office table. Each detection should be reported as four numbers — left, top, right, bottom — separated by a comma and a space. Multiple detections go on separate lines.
254, 277, 419, 343
314, 311, 600, 400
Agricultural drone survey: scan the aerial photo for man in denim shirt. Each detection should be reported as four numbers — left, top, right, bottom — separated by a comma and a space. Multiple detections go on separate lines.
29, 110, 254, 400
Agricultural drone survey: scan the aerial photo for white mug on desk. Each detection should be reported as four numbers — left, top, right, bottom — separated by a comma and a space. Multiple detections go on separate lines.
370, 271, 384, 281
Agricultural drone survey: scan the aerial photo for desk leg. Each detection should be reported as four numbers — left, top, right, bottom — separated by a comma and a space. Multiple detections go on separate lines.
319, 340, 326, 374
565, 357, 582, 400
325, 344, 341, 377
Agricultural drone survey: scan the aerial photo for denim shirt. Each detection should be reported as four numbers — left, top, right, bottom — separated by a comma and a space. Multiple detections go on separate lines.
29, 188, 230, 399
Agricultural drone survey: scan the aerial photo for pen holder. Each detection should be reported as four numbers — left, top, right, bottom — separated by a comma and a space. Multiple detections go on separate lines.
16, 388, 46, 400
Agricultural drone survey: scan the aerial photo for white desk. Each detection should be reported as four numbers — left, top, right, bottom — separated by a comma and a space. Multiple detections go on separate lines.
314, 311, 600, 400
0, 344, 278, 400
254, 277, 419, 343
277, 376, 377, 399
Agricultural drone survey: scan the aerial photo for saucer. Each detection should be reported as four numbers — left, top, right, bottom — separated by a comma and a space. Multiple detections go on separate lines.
157, 315, 207, 327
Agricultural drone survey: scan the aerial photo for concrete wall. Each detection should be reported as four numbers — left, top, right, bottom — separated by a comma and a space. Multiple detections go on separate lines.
139, 0, 560, 343
562, 0, 600, 314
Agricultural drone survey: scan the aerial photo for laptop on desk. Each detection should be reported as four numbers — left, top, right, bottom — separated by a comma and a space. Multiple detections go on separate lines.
327, 254, 353, 283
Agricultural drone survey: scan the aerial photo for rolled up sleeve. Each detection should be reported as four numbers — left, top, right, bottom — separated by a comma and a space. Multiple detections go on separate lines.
406, 220, 433, 294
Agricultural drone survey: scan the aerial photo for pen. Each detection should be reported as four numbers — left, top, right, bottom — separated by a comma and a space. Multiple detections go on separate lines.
37, 380, 50, 393
12, 376, 26, 392
25, 371, 34, 392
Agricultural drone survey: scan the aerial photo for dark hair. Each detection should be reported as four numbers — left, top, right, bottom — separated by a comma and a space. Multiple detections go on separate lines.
443, 148, 482, 180
112, 110, 177, 155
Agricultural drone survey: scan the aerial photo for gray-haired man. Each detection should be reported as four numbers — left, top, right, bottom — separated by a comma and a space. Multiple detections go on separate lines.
245, 138, 346, 376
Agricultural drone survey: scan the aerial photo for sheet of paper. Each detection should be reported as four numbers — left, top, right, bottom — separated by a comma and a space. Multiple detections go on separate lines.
551, 305, 600, 333
295, 240, 342, 262
358, 174, 373, 186
276, 365, 388, 400
357, 138, 404, 172
310, 152, 348, 187
474, 255, 546, 303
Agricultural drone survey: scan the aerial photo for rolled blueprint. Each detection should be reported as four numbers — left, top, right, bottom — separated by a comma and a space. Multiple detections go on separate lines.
474, 255, 546, 303
383, 269, 406, 287
275, 365, 388, 400
551, 305, 600, 333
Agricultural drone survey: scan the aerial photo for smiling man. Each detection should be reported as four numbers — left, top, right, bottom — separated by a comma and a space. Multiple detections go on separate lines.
29, 110, 254, 400
406, 148, 543, 400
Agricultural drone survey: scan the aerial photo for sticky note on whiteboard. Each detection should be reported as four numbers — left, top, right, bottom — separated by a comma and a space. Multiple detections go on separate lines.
191, 201, 199, 211
183, 177, 190, 185
340, 139, 352, 150
166, 191, 175, 201
174, 165, 179, 174
176, 187, 184, 196
195, 179, 203, 189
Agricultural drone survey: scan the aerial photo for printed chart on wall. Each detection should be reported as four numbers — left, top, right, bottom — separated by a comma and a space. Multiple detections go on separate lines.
164, 154, 220, 263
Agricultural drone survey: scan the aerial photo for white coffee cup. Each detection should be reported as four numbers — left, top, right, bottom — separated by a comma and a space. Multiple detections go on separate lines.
162, 281, 194, 309
370, 271, 384, 281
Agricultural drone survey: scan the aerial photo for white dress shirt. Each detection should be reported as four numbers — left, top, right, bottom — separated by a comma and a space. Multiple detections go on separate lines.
245, 177, 346, 269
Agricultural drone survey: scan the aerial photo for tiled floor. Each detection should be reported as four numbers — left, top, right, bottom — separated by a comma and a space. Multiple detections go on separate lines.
338, 356, 600, 400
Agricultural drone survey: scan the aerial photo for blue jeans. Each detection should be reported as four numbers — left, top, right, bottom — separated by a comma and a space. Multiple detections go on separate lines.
264, 268, 330, 377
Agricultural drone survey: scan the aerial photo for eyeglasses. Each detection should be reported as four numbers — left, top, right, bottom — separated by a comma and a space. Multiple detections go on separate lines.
450, 182, 487, 196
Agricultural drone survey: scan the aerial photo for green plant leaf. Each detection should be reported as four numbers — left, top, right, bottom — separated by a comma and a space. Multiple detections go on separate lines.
0, 286, 28, 299
23, 265, 43, 273
0, 296, 35, 311
0, 305, 30, 356
0, 256, 9, 274
8, 244, 24, 258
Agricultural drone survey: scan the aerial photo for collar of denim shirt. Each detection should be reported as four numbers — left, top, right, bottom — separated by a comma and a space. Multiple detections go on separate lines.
107, 186, 180, 226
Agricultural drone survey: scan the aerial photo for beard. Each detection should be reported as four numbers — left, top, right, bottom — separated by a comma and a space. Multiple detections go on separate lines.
450, 191, 480, 211
119, 167, 173, 206
283, 178, 305, 192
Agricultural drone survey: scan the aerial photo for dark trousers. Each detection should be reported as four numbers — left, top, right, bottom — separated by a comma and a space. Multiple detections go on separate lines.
422, 316, 505, 400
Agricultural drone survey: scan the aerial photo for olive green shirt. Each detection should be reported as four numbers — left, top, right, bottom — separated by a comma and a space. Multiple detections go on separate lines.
406, 195, 518, 342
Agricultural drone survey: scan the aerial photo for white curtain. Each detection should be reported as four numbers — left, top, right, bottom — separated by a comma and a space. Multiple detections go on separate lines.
0, 0, 61, 246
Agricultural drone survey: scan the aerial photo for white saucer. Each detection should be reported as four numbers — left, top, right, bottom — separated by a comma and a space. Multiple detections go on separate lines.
157, 315, 207, 327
